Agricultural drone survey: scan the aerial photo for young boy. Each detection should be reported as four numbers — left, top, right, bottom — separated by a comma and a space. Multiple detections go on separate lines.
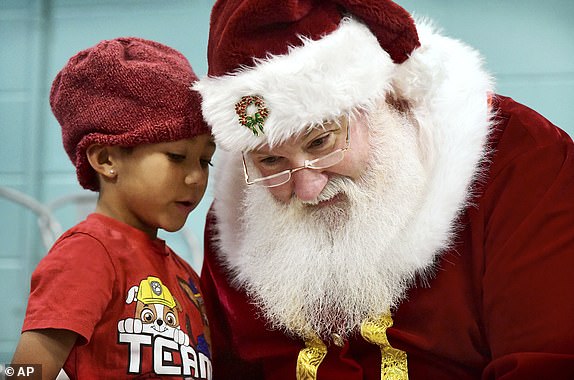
11, 37, 215, 379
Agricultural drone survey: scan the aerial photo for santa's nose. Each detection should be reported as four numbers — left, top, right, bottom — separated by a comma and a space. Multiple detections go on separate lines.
291, 169, 329, 202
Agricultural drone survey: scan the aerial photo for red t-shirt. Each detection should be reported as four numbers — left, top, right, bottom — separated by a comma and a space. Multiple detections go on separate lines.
23, 213, 212, 379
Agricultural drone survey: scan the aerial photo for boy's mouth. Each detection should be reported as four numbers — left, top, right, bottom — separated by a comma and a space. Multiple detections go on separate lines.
175, 200, 195, 214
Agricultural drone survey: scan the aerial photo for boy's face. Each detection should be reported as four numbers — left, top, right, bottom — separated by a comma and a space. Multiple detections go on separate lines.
104, 134, 216, 237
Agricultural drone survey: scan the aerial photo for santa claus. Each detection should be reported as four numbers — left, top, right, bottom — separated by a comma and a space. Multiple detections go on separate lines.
193, 0, 574, 379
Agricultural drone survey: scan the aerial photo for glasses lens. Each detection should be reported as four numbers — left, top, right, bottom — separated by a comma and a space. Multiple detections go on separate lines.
243, 155, 291, 187
307, 149, 345, 170
257, 171, 291, 187
243, 117, 350, 187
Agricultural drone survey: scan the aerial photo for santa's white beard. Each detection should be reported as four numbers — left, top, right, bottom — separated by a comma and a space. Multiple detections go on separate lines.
225, 105, 434, 341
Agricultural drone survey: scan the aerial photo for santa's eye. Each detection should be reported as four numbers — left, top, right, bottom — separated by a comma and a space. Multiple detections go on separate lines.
306, 130, 337, 153
258, 155, 284, 167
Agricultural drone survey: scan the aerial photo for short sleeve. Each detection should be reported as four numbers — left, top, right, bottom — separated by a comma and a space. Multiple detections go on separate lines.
23, 232, 116, 344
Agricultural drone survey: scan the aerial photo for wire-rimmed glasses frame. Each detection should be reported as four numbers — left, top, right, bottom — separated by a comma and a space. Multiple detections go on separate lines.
242, 121, 351, 188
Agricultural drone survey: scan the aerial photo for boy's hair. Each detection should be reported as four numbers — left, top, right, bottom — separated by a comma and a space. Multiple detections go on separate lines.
50, 37, 210, 191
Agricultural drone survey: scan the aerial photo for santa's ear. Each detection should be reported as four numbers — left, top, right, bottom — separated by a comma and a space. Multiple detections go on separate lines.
86, 144, 118, 180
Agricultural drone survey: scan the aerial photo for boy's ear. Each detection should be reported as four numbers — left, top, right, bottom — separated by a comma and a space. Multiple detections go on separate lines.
86, 144, 117, 179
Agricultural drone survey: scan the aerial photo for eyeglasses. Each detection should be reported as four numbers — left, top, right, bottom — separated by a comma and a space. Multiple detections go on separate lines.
242, 119, 351, 188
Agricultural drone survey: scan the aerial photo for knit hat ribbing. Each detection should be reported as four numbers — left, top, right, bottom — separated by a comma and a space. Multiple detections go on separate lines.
50, 37, 210, 191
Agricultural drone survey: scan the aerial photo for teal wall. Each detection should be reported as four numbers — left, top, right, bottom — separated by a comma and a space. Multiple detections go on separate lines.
396, 0, 574, 133
0, 0, 572, 363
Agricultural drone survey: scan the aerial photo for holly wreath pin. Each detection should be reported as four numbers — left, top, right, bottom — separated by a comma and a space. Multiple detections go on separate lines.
235, 95, 269, 136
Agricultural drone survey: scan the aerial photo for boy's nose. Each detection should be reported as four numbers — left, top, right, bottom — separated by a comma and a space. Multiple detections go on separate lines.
185, 167, 205, 186
291, 169, 329, 202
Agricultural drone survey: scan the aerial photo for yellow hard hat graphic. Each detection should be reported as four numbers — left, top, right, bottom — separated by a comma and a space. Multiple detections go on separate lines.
136, 276, 176, 309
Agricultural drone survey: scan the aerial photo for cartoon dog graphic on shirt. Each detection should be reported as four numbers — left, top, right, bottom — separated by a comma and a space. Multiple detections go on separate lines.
118, 276, 190, 346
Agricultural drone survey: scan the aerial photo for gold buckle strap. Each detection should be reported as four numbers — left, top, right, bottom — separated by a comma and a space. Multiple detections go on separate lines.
361, 315, 408, 380
296, 335, 327, 380
296, 314, 407, 379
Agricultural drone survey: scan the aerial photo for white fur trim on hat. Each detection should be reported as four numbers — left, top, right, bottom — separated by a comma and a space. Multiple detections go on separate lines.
193, 17, 395, 152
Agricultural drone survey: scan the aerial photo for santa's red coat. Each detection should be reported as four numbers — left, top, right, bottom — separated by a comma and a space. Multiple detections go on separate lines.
200, 95, 574, 379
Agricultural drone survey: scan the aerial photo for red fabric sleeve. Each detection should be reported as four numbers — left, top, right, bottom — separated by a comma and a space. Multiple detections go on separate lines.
23, 232, 116, 344
480, 107, 574, 379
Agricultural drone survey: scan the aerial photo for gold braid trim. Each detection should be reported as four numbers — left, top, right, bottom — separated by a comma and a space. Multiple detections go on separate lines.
296, 335, 327, 380
361, 315, 408, 380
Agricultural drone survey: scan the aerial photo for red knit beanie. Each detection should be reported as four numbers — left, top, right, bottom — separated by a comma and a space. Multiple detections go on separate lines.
50, 37, 211, 191
193, 0, 419, 152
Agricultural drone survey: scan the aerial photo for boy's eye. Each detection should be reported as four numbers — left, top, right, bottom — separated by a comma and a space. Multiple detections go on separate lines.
166, 152, 186, 162
200, 159, 213, 168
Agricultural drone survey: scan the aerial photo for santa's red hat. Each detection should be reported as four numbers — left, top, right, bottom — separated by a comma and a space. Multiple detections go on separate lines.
193, 0, 420, 152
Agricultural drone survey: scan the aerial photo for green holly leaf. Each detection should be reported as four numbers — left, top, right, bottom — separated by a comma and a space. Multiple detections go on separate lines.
246, 115, 263, 136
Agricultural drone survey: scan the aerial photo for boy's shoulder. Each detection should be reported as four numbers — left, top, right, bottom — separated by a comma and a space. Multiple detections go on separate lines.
53, 213, 177, 259
53, 213, 112, 246
47, 213, 129, 261
60, 212, 140, 238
